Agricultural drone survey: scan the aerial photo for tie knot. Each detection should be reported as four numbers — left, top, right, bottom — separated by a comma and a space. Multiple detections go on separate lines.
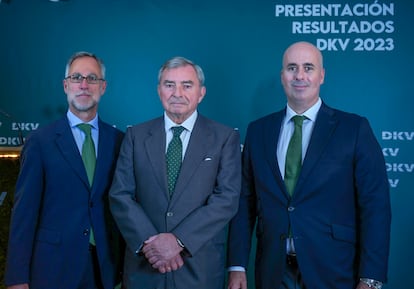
292, 115, 306, 126
171, 126, 185, 137
77, 123, 92, 136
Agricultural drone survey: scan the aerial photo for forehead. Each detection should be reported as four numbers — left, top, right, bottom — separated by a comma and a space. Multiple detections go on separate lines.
69, 56, 101, 74
161, 65, 198, 82
283, 44, 321, 67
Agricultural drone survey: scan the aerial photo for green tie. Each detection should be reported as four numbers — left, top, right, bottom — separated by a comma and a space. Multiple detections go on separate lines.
166, 126, 185, 196
77, 123, 96, 245
77, 123, 96, 186
285, 115, 306, 196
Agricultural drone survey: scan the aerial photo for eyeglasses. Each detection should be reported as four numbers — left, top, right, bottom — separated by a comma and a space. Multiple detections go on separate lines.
65, 73, 105, 84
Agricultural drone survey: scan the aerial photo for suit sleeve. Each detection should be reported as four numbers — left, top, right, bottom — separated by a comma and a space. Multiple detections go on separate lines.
355, 117, 391, 282
227, 124, 258, 268
5, 134, 44, 286
109, 127, 158, 253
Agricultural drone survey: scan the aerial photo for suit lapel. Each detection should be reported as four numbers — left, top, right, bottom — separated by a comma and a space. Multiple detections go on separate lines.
295, 104, 338, 195
92, 120, 114, 197
144, 118, 169, 200
172, 115, 208, 201
264, 111, 287, 197
54, 117, 90, 188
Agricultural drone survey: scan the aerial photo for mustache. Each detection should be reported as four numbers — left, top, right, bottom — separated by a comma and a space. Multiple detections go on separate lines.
291, 80, 309, 87
75, 92, 92, 97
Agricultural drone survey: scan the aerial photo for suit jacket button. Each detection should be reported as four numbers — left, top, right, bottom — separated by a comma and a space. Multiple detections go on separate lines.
83, 229, 89, 235
288, 206, 295, 212
166, 212, 174, 217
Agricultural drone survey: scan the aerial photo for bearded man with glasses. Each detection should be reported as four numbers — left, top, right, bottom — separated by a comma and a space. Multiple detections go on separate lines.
5, 51, 124, 289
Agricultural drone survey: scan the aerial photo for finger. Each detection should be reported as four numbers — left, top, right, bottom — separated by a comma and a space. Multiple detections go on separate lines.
147, 255, 161, 265
155, 263, 168, 274
177, 257, 184, 268
170, 260, 178, 271
144, 235, 158, 244
141, 244, 151, 254
169, 254, 184, 271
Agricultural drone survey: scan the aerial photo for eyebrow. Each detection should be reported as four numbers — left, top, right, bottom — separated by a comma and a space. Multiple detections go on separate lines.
163, 80, 194, 85
286, 62, 316, 69
303, 63, 315, 67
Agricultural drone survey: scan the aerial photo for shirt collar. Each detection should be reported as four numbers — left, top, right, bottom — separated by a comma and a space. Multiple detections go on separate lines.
285, 98, 322, 124
164, 110, 198, 133
67, 110, 99, 129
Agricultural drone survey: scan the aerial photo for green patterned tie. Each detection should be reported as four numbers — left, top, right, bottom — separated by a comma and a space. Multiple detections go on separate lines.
77, 123, 96, 245
166, 126, 185, 196
285, 115, 306, 196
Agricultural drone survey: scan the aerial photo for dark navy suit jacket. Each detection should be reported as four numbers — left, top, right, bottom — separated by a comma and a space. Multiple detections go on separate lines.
5, 116, 124, 289
227, 103, 391, 289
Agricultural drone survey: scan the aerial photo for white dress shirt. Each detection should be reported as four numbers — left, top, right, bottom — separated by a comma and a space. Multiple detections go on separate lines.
67, 110, 99, 157
164, 110, 198, 159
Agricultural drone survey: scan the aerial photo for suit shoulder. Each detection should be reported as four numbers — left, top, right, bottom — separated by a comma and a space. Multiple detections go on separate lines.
198, 114, 238, 134
126, 116, 163, 133
23, 117, 67, 141
99, 120, 125, 137
330, 107, 363, 119
326, 106, 368, 125
122, 117, 164, 143
248, 111, 282, 129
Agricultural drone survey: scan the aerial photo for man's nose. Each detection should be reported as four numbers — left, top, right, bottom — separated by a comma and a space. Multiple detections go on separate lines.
173, 85, 183, 96
79, 78, 90, 88
295, 67, 305, 79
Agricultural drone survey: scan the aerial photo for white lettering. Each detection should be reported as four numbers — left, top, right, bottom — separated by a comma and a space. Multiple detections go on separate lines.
382, 148, 399, 157
275, 3, 394, 17
0, 137, 21, 145
12, 122, 39, 131
317, 38, 349, 51
386, 163, 414, 173
382, 131, 414, 141
388, 179, 399, 188
290, 20, 394, 35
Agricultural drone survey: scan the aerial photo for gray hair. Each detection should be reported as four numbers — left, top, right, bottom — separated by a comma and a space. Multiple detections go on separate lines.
65, 51, 106, 78
158, 56, 205, 86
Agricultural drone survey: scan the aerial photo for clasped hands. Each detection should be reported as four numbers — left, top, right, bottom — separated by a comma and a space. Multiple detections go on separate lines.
141, 233, 184, 274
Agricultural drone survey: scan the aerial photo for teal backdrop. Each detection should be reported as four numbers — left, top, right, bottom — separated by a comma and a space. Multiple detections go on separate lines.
0, 0, 413, 288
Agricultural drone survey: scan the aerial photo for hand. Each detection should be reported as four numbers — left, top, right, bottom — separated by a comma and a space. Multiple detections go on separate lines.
7, 284, 29, 289
153, 254, 184, 274
142, 233, 183, 263
227, 271, 247, 289
142, 233, 184, 273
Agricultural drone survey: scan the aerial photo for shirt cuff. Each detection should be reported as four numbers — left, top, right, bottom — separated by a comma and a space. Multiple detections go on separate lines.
228, 266, 246, 272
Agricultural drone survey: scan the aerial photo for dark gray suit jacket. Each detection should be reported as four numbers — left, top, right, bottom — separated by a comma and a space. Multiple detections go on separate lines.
109, 114, 241, 289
